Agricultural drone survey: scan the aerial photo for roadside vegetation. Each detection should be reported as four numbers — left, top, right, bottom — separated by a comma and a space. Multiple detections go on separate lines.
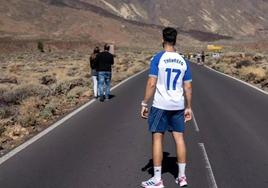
206, 52, 268, 92
1, 44, 267, 157
0, 48, 152, 155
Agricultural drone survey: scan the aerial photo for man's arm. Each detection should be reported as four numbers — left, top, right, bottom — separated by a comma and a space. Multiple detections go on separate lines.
141, 76, 157, 119
184, 81, 192, 122
143, 77, 157, 104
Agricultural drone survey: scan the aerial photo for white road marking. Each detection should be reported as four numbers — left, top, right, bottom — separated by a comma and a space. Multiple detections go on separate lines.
192, 111, 200, 132
205, 65, 268, 95
0, 68, 149, 165
199, 143, 219, 188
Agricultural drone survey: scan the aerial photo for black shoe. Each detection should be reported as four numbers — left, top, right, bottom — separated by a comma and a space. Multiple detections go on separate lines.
99, 95, 104, 102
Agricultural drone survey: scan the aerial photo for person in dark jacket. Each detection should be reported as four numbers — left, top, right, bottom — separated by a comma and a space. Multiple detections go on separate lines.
90, 47, 100, 98
201, 51, 205, 65
95, 44, 114, 102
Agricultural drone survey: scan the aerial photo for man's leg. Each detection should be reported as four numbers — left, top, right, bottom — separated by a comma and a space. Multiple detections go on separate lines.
98, 72, 105, 101
172, 132, 186, 164
104, 72, 111, 99
172, 132, 188, 186
152, 133, 164, 180
142, 132, 164, 188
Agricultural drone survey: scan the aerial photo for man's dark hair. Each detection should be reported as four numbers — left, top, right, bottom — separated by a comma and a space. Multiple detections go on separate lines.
163, 27, 177, 46
104, 44, 110, 51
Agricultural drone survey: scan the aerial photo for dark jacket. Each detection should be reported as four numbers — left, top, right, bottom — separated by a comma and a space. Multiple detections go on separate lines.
95, 51, 114, 72
90, 54, 98, 76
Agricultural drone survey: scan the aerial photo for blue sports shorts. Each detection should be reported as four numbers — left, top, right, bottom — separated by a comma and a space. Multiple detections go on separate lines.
148, 106, 185, 133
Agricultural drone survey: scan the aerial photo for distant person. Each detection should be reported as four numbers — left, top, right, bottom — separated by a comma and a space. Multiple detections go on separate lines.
140, 27, 192, 188
95, 44, 114, 102
90, 47, 100, 98
201, 51, 205, 65
196, 53, 201, 64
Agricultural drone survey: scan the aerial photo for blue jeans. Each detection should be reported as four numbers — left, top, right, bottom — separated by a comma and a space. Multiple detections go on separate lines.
98, 71, 111, 98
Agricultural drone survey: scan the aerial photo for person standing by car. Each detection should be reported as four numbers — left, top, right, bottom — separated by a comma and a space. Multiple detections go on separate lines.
90, 47, 100, 98
95, 44, 114, 102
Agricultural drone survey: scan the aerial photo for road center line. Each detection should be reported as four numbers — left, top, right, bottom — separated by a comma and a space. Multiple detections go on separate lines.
0, 68, 149, 166
192, 111, 200, 132
199, 143, 218, 188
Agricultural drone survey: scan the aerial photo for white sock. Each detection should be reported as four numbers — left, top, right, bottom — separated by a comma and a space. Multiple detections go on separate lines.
178, 163, 186, 178
154, 166, 162, 180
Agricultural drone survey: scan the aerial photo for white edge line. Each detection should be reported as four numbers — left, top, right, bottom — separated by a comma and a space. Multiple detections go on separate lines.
192, 111, 200, 132
205, 65, 268, 95
199, 143, 218, 188
0, 68, 149, 165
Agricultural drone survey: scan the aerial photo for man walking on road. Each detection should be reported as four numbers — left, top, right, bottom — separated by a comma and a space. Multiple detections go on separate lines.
140, 27, 192, 188
96, 44, 114, 102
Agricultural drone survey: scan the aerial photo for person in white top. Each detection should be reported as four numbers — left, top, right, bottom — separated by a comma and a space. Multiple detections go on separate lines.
141, 27, 192, 188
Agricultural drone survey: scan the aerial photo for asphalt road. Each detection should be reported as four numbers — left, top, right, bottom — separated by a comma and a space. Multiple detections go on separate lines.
0, 63, 268, 188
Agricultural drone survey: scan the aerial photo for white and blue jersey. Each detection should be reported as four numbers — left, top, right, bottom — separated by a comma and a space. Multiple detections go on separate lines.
149, 51, 192, 111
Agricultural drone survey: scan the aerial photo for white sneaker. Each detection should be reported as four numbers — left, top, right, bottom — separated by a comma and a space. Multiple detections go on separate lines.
141, 177, 164, 188
175, 176, 188, 187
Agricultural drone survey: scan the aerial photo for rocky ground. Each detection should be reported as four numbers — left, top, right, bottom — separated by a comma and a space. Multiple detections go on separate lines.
0, 48, 153, 156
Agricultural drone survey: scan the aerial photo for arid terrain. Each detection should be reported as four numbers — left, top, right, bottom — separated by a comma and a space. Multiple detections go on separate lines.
0, 47, 153, 155
205, 51, 268, 92
0, 0, 268, 156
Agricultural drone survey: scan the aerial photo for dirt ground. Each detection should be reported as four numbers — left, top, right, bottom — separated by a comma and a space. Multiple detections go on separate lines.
0, 48, 153, 156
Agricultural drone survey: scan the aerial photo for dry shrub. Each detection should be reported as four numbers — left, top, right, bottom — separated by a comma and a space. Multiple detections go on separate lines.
17, 97, 42, 127
118, 64, 128, 72
32, 67, 48, 73
0, 126, 6, 136
0, 76, 18, 84
84, 73, 91, 79
53, 78, 87, 95
40, 98, 59, 119
2, 84, 51, 104
235, 60, 253, 68
253, 54, 265, 62
0, 106, 13, 119
0, 85, 9, 104
3, 124, 29, 140
239, 66, 266, 83
81, 90, 92, 98
67, 86, 88, 99
118, 58, 129, 65
9, 64, 23, 73
40, 75, 57, 85
212, 63, 229, 73
67, 67, 80, 77
221, 57, 233, 64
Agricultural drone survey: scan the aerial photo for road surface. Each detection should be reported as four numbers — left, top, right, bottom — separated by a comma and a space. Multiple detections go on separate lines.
0, 63, 268, 188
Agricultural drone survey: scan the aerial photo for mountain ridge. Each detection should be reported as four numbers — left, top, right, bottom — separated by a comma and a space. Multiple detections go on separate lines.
0, 0, 267, 47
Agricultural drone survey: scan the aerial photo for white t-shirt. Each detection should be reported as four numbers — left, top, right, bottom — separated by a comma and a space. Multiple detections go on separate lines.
149, 51, 192, 110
